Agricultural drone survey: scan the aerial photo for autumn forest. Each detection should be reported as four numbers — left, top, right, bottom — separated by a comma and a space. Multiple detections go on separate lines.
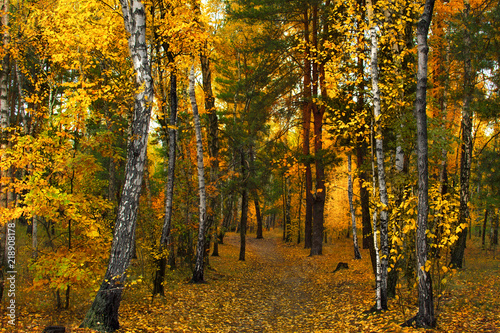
0, 0, 499, 331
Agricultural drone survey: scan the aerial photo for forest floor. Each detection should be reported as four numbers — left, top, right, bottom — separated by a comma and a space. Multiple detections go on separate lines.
1, 229, 500, 332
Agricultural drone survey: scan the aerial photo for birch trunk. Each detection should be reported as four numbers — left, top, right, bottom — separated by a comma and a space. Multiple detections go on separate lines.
404, 0, 436, 326
371, 122, 383, 311
81, 0, 153, 330
348, 155, 361, 259
190, 65, 209, 283
367, 0, 389, 310
0, 0, 8, 304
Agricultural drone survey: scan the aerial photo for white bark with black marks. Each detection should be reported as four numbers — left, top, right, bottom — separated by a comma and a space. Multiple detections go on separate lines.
404, 0, 436, 326
347, 154, 361, 259
367, 0, 389, 310
190, 65, 208, 283
81, 0, 153, 330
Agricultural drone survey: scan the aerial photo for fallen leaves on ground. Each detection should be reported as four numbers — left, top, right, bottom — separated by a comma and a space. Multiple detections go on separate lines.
1, 230, 499, 332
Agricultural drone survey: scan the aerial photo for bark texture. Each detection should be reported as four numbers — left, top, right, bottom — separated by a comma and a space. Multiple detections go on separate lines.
81, 0, 153, 330
201, 49, 220, 253
450, 1, 473, 269
302, 8, 313, 249
0, 0, 9, 304
239, 150, 248, 261
190, 65, 209, 283
405, 0, 436, 326
347, 155, 361, 259
153, 72, 177, 296
367, 0, 389, 309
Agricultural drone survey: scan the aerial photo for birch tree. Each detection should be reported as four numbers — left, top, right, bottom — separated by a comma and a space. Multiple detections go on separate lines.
0, 0, 8, 303
367, 0, 390, 310
80, 0, 153, 330
404, 0, 436, 326
190, 65, 209, 283
347, 154, 361, 259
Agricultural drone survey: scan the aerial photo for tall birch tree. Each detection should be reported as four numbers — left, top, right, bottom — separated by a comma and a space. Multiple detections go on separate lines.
404, 0, 436, 326
347, 154, 361, 259
0, 0, 8, 303
80, 0, 153, 330
367, 0, 390, 310
190, 65, 209, 283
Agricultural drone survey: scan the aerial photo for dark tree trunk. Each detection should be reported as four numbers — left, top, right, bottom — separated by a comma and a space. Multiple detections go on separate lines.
302, 8, 313, 250
482, 208, 489, 247
404, 0, 436, 327
310, 6, 326, 256
492, 213, 498, 246
310, 101, 325, 256
357, 144, 376, 273
450, 1, 473, 269
153, 70, 177, 296
285, 176, 292, 243
201, 46, 220, 260
212, 227, 220, 256
255, 197, 263, 239
81, 0, 153, 330
239, 149, 248, 261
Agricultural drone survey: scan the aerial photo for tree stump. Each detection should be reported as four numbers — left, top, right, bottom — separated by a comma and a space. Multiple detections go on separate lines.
333, 262, 349, 272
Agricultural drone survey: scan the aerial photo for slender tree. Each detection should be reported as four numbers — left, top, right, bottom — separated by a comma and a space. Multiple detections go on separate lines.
190, 65, 209, 283
347, 154, 361, 259
450, 0, 473, 269
367, 0, 390, 310
0, 0, 9, 303
153, 67, 178, 296
404, 0, 436, 326
302, 7, 314, 250
80, 0, 153, 330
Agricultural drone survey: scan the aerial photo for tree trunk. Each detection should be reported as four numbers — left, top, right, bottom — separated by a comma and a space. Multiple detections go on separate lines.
371, 122, 383, 311
310, 6, 325, 256
239, 149, 248, 261
450, 1, 473, 269
80, 0, 153, 330
153, 71, 178, 296
190, 65, 209, 283
404, 0, 436, 326
255, 197, 263, 239
297, 166, 303, 244
357, 144, 376, 272
302, 8, 313, 250
482, 208, 489, 248
285, 176, 292, 243
0, 0, 9, 305
367, 0, 389, 310
492, 211, 498, 246
201, 46, 220, 259
348, 155, 362, 259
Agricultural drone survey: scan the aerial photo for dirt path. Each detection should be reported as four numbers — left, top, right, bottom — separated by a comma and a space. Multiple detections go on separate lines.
221, 233, 324, 332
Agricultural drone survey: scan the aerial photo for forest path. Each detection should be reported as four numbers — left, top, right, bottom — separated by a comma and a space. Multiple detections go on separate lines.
216, 232, 357, 332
